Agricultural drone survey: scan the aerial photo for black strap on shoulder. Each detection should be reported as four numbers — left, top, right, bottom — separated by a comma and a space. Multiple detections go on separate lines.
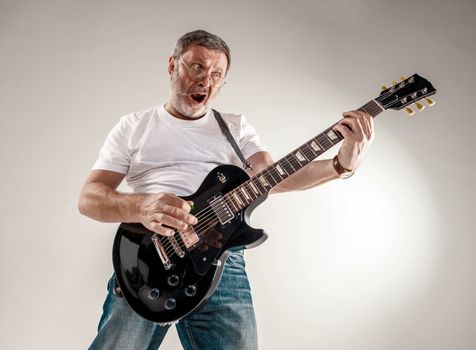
212, 109, 252, 170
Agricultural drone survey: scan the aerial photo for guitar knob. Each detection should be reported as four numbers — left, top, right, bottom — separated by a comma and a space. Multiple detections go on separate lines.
148, 288, 160, 300
167, 274, 180, 287
165, 297, 176, 310
185, 285, 197, 297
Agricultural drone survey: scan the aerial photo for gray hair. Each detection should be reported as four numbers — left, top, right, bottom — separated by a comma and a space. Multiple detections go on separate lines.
172, 30, 231, 73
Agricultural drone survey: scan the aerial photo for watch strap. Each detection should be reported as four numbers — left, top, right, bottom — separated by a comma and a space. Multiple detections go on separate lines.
333, 155, 354, 178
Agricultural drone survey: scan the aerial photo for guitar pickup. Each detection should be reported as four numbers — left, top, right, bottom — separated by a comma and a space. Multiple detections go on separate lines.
209, 195, 234, 225
178, 226, 200, 250
168, 235, 185, 258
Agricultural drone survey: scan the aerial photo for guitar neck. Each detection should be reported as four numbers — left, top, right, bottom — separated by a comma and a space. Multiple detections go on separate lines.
223, 100, 384, 211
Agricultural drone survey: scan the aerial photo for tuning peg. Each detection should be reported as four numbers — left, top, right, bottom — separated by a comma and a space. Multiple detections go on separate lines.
400, 75, 407, 81
425, 98, 435, 106
392, 80, 398, 86
415, 102, 425, 111
405, 107, 415, 116
381, 85, 388, 91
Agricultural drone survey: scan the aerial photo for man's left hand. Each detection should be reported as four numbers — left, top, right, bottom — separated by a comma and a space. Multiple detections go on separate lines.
333, 110, 375, 171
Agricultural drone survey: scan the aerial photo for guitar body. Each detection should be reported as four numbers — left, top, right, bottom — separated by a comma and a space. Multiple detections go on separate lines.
112, 164, 268, 323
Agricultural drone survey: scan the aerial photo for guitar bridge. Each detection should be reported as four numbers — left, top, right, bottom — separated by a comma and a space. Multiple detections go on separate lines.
151, 234, 174, 270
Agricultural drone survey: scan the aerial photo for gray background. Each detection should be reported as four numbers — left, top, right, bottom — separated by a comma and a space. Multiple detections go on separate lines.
1, 0, 475, 349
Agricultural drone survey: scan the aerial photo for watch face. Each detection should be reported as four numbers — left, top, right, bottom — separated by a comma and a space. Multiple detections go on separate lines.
340, 170, 354, 179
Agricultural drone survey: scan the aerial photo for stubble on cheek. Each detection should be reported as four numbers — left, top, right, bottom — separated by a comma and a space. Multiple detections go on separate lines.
169, 73, 209, 119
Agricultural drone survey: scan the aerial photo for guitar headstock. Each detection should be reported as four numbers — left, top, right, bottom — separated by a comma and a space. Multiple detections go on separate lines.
376, 74, 437, 115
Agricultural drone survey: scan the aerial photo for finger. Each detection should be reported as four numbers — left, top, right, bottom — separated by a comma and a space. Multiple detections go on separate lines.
159, 193, 192, 212
153, 213, 190, 231
342, 116, 366, 140
342, 110, 363, 119
333, 123, 352, 139
206, 240, 222, 249
363, 114, 375, 139
160, 204, 198, 225
197, 243, 209, 251
206, 230, 223, 242
361, 116, 372, 139
148, 221, 175, 236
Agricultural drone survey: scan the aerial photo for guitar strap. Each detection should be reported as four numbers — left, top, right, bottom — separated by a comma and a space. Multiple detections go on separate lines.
212, 109, 253, 170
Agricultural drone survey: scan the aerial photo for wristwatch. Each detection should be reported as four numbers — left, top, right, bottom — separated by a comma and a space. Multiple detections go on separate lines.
333, 155, 354, 179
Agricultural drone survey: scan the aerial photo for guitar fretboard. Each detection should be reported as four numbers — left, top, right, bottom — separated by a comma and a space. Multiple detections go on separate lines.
223, 100, 384, 212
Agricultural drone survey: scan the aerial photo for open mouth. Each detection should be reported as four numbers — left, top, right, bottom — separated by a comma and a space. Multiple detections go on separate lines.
190, 93, 207, 103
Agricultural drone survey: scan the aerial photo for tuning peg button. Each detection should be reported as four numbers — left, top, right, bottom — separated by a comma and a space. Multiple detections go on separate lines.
405, 107, 415, 116
425, 98, 435, 106
400, 75, 407, 81
415, 102, 425, 111
381, 85, 388, 91
392, 80, 398, 86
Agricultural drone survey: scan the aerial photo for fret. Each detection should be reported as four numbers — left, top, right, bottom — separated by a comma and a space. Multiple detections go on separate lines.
280, 159, 294, 175
240, 187, 252, 202
359, 100, 383, 117
285, 155, 300, 171
265, 168, 282, 185
310, 140, 322, 153
248, 180, 260, 195
291, 152, 306, 168
232, 191, 244, 208
258, 174, 271, 188
236, 188, 249, 206
227, 193, 239, 211
225, 196, 238, 212
275, 163, 287, 177
317, 133, 333, 150
304, 144, 320, 161
252, 177, 267, 194
302, 143, 317, 158
294, 150, 307, 162
325, 129, 339, 142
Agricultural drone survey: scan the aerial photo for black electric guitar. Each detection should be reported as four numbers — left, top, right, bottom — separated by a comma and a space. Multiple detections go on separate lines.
112, 74, 436, 323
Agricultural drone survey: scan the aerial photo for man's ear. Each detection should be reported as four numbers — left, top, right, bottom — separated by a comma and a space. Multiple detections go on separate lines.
168, 56, 175, 78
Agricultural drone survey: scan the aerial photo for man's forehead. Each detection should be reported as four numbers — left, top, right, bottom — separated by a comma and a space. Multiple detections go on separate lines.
182, 46, 227, 68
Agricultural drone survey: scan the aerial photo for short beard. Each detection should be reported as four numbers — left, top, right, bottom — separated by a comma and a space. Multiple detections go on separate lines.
169, 70, 208, 119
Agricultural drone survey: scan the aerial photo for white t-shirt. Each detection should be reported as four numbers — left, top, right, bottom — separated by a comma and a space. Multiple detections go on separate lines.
92, 105, 266, 196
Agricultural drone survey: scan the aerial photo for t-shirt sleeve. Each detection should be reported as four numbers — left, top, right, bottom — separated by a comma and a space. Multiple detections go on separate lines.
92, 114, 135, 174
238, 115, 267, 159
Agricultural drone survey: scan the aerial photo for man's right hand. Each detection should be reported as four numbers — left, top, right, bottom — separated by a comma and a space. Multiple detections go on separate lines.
140, 193, 198, 236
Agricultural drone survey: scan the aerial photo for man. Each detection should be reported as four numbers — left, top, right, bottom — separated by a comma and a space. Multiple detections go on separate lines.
79, 30, 374, 350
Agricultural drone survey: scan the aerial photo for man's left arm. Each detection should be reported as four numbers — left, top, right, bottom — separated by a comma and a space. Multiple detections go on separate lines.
245, 110, 375, 194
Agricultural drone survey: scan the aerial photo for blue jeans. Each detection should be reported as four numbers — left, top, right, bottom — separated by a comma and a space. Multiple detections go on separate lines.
89, 251, 258, 350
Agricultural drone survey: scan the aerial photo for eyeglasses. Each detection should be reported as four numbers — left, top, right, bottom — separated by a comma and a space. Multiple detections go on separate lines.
179, 58, 226, 88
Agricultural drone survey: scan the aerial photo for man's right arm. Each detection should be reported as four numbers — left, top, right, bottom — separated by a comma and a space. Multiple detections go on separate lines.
78, 170, 197, 236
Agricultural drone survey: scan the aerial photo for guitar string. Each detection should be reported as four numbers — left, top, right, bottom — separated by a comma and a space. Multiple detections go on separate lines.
160, 129, 347, 256
159, 131, 330, 254
171, 92, 396, 232
158, 95, 410, 256
160, 108, 386, 256
159, 119, 381, 255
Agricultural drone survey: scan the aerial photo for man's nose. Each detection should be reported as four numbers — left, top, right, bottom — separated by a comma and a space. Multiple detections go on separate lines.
195, 73, 211, 87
